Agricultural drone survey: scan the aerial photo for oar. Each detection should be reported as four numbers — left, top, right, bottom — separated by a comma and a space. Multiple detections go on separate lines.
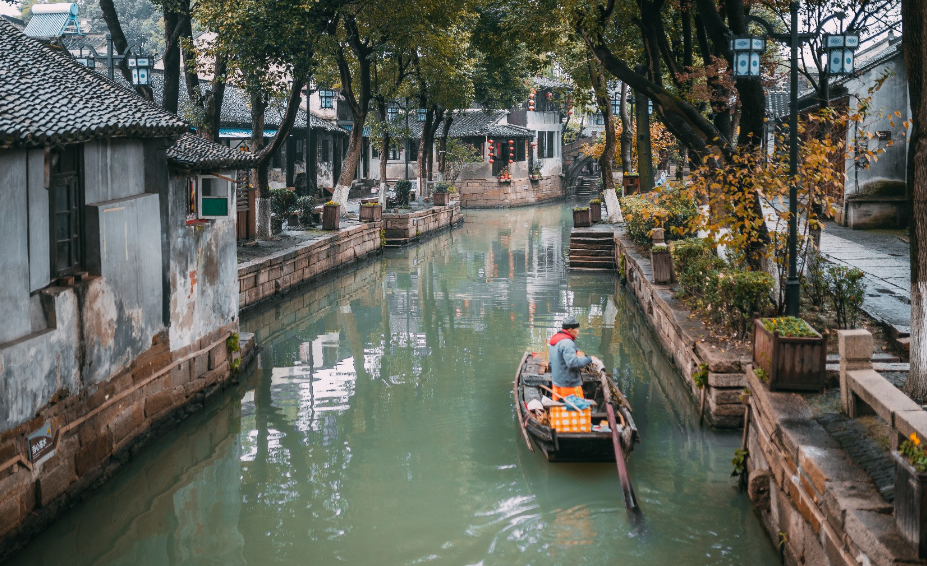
598, 371, 639, 511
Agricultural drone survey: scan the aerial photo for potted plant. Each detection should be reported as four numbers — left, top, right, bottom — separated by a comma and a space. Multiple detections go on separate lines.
573, 206, 592, 228
651, 243, 674, 284
894, 433, 927, 558
359, 201, 382, 222
433, 182, 451, 206
322, 201, 340, 230
589, 199, 602, 222
529, 160, 543, 181
498, 165, 512, 183
752, 317, 826, 392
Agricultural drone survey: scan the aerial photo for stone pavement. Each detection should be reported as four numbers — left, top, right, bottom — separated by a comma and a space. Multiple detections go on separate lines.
819, 222, 911, 339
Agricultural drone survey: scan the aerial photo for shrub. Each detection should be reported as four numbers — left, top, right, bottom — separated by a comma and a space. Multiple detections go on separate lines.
296, 196, 315, 226
619, 186, 697, 245
270, 188, 297, 217
718, 270, 774, 338
671, 238, 725, 303
802, 246, 828, 308
827, 265, 866, 329
434, 182, 451, 193
394, 180, 412, 206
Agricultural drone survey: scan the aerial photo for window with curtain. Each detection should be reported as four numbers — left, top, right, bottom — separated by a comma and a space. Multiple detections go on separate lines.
320, 90, 334, 109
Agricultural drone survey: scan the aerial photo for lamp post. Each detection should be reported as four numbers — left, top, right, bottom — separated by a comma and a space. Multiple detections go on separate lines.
732, 2, 858, 317
73, 35, 151, 86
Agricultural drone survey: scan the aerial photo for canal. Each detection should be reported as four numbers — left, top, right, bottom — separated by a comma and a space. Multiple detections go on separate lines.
8, 202, 779, 565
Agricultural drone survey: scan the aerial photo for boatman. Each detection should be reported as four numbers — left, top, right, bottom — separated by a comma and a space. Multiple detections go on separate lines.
548, 317, 601, 400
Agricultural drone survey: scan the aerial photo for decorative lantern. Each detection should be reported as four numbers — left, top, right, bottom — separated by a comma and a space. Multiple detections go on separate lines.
546, 92, 553, 101
508, 159, 513, 164
127, 52, 151, 86
824, 33, 860, 75
730, 35, 765, 77
529, 91, 535, 100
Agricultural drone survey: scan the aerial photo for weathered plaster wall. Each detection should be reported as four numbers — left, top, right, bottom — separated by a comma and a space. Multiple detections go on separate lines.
457, 175, 563, 209
0, 150, 32, 344
83, 139, 146, 203
167, 171, 239, 351
238, 222, 383, 310
26, 149, 48, 293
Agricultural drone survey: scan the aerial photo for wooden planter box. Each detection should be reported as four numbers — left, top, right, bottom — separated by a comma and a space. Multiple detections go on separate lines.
752, 318, 826, 392
433, 192, 450, 206
322, 204, 340, 230
894, 451, 927, 558
651, 249, 673, 284
623, 173, 640, 195
590, 202, 602, 222
573, 208, 592, 228
359, 204, 382, 222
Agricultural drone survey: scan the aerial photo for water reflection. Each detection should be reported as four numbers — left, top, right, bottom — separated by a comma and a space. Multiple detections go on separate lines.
8, 202, 778, 566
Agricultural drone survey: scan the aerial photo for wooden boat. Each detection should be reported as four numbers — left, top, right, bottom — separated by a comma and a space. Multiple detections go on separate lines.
514, 351, 639, 463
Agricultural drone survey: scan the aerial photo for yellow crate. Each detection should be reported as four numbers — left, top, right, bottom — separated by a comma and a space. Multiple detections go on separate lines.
549, 406, 591, 433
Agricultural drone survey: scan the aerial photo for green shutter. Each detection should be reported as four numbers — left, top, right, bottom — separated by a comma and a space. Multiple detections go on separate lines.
201, 196, 228, 217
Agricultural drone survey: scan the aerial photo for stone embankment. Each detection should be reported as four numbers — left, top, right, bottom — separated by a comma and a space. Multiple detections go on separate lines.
383, 202, 462, 246
742, 329, 923, 565
614, 229, 749, 428
0, 327, 256, 561
457, 176, 563, 208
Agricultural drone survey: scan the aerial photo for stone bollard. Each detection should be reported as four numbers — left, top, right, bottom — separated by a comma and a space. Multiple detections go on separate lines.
651, 227, 665, 245
838, 329, 873, 416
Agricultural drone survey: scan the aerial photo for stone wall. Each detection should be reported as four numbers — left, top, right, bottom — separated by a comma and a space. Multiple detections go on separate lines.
457, 175, 563, 208
0, 326, 255, 561
382, 202, 463, 245
237, 222, 383, 310
615, 230, 749, 428
743, 363, 918, 565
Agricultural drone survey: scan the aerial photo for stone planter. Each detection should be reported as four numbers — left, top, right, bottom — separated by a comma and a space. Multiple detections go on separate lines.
651, 249, 673, 284
894, 451, 927, 558
322, 204, 340, 231
752, 318, 826, 392
359, 204, 382, 222
573, 208, 592, 228
433, 192, 450, 206
590, 202, 602, 222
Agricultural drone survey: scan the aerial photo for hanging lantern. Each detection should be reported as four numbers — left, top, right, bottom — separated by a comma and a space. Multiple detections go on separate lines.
489, 159, 494, 163
546, 92, 553, 101
508, 139, 514, 145
508, 159, 513, 164
529, 92, 535, 100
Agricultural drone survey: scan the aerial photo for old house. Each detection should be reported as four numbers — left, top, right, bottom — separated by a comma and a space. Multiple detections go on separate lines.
0, 20, 249, 552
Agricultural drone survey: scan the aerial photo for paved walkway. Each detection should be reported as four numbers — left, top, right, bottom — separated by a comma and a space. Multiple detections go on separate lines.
819, 222, 911, 337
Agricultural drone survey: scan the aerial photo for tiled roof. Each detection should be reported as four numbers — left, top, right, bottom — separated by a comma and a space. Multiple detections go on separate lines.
0, 20, 188, 149
766, 91, 789, 118
167, 132, 256, 169
397, 109, 533, 140
534, 76, 571, 90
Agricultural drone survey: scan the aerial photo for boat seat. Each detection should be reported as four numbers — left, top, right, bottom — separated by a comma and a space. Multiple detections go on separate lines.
524, 386, 542, 404
523, 373, 551, 387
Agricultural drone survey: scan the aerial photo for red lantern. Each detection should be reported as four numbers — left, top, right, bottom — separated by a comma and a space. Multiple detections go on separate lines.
489, 159, 494, 163
546, 92, 552, 100
508, 159, 513, 164
508, 139, 514, 145
568, 110, 573, 115
529, 93, 535, 100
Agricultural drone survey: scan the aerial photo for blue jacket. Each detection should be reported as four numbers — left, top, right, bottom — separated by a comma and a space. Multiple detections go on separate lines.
548, 332, 591, 388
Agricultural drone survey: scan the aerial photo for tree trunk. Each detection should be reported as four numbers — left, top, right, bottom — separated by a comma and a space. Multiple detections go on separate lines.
619, 82, 631, 174
250, 90, 271, 240
332, 117, 364, 214
588, 57, 621, 222
202, 57, 227, 142
98, 0, 152, 100
636, 93, 655, 192
417, 108, 434, 203
378, 132, 390, 206
161, 10, 181, 114
438, 115, 453, 180
904, 0, 927, 401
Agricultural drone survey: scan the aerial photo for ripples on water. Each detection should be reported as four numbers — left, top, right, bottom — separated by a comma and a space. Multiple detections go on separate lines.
8, 202, 779, 566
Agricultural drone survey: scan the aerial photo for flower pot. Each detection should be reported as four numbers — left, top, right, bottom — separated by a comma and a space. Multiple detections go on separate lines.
590, 202, 602, 222
322, 204, 340, 231
573, 208, 592, 228
651, 249, 674, 284
433, 192, 449, 206
752, 318, 826, 392
894, 451, 927, 558
359, 204, 382, 222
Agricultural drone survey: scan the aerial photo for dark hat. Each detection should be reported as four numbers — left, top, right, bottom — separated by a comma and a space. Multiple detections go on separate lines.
561, 316, 580, 329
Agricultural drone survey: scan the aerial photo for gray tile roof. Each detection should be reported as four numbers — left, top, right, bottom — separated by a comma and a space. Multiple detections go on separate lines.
398, 109, 533, 140
534, 76, 570, 90
766, 91, 789, 119
167, 132, 256, 169
0, 20, 188, 149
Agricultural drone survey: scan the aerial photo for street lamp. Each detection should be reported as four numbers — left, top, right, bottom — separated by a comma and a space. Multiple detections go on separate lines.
126, 52, 151, 86
733, 2, 859, 317
73, 34, 150, 86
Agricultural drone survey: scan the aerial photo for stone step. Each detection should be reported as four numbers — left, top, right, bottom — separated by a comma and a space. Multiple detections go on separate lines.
569, 266, 616, 272
826, 353, 902, 363
569, 249, 614, 257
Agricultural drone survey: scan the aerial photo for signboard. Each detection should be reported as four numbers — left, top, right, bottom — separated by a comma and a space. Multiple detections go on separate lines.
27, 422, 55, 465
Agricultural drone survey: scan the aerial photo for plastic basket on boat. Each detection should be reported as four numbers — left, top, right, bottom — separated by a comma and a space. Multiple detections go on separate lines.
549, 406, 591, 433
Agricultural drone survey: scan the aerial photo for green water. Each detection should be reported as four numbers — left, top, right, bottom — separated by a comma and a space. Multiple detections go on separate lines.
8, 202, 779, 565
